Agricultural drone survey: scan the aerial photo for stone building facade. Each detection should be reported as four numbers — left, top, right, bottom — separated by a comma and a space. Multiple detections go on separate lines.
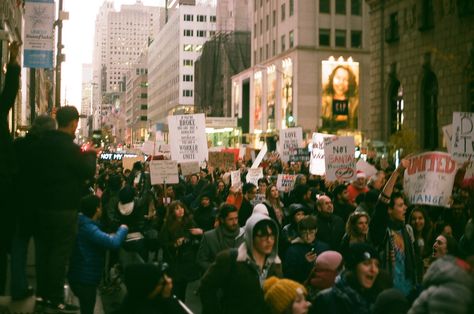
365, 0, 474, 150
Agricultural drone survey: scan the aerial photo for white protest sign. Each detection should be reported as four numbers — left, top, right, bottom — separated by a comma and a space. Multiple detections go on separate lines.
276, 174, 297, 192
251, 144, 267, 168
452, 112, 474, 162
442, 124, 453, 153
246, 168, 264, 186
231, 170, 241, 188
278, 127, 303, 162
403, 152, 457, 207
150, 160, 179, 185
180, 161, 201, 176
323, 136, 356, 182
309, 133, 334, 175
356, 159, 378, 179
168, 114, 208, 163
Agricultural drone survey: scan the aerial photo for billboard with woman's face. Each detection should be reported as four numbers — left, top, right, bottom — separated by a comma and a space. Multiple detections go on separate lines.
321, 59, 359, 131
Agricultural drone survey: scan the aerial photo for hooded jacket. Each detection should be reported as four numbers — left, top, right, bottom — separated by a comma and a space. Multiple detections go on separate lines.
408, 256, 473, 314
199, 213, 282, 314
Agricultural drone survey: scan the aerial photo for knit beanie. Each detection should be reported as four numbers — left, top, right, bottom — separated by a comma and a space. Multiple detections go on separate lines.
345, 243, 379, 270
315, 251, 343, 272
263, 277, 307, 314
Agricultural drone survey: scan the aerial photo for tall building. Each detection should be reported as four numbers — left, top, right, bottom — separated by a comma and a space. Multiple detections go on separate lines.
80, 64, 92, 140
365, 0, 474, 151
216, 0, 252, 32
91, 0, 165, 140
147, 1, 216, 125
232, 0, 371, 147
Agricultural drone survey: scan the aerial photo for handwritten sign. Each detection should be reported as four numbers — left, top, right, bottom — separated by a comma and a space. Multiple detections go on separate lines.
289, 148, 310, 162
231, 170, 241, 188
276, 174, 297, 192
403, 152, 457, 207
452, 112, 474, 162
246, 168, 264, 186
278, 127, 303, 162
180, 161, 200, 176
150, 160, 179, 185
168, 114, 208, 163
208, 152, 235, 170
310, 133, 334, 175
323, 136, 356, 181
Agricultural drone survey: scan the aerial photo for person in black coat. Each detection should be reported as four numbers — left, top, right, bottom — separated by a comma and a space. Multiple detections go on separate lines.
32, 106, 97, 311
315, 195, 345, 252
0, 41, 20, 296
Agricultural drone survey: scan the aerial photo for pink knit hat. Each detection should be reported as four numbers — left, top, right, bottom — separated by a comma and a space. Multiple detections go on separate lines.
315, 251, 343, 271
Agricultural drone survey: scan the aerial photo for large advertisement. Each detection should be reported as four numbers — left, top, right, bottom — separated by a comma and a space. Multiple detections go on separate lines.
321, 59, 359, 130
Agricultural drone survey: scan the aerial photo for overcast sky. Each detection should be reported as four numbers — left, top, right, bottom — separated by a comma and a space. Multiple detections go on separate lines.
61, 0, 165, 108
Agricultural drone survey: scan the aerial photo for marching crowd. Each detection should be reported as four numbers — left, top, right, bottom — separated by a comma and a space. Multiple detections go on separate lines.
1, 42, 474, 314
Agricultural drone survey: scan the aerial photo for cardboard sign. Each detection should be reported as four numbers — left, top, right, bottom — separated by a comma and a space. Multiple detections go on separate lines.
208, 152, 235, 170
122, 156, 144, 171
276, 174, 297, 192
403, 152, 457, 207
168, 114, 208, 163
251, 144, 268, 168
180, 161, 200, 176
452, 112, 474, 162
246, 168, 264, 186
150, 160, 179, 185
323, 136, 356, 181
278, 127, 303, 162
231, 170, 241, 188
310, 133, 334, 176
356, 159, 378, 179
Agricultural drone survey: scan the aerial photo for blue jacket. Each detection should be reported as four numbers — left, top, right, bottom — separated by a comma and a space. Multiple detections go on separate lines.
68, 214, 128, 285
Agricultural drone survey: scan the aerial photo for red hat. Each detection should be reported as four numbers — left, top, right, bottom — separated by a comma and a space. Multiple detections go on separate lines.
356, 170, 366, 179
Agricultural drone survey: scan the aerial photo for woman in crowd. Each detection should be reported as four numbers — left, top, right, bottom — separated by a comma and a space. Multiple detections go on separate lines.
409, 207, 434, 259
263, 276, 311, 314
340, 211, 371, 257
264, 184, 286, 227
160, 201, 203, 301
312, 243, 382, 314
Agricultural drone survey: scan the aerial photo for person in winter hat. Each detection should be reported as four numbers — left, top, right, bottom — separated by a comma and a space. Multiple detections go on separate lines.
305, 250, 343, 296
263, 276, 311, 314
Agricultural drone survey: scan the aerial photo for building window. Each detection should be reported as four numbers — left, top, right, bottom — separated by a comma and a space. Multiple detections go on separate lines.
419, 0, 434, 31
421, 68, 438, 149
184, 44, 193, 51
140, 105, 148, 110
265, 44, 269, 59
197, 30, 206, 37
260, 19, 263, 34
272, 39, 276, 56
335, 29, 346, 47
183, 90, 193, 97
281, 3, 286, 21
209, 31, 216, 36
197, 15, 207, 22
140, 93, 147, 99
183, 75, 193, 82
351, 0, 362, 16
351, 30, 362, 48
319, 28, 330, 46
210, 15, 216, 22
320, 0, 330, 13
266, 14, 269, 30
289, 0, 294, 16
260, 47, 263, 62
254, 23, 257, 37
281, 35, 286, 52
195, 44, 203, 52
183, 59, 193, 66
336, 0, 346, 15
385, 12, 399, 43
289, 30, 294, 48
140, 116, 147, 121
273, 10, 276, 26
184, 14, 193, 21
183, 29, 193, 37
389, 77, 403, 134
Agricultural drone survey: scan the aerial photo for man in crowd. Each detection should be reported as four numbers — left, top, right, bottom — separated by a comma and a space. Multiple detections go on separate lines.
33, 106, 97, 313
347, 170, 369, 205
238, 183, 257, 227
314, 195, 345, 252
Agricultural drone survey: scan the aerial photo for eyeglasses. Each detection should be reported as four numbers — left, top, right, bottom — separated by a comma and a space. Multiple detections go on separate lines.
255, 233, 276, 241
300, 230, 317, 236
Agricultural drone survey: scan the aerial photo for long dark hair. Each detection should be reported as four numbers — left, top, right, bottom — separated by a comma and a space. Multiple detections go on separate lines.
409, 206, 433, 242
162, 201, 193, 236
323, 65, 358, 98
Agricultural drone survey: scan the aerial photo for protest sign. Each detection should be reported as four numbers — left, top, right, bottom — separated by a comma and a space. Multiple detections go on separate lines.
246, 168, 264, 186
231, 170, 241, 188
251, 144, 267, 168
323, 136, 356, 181
309, 133, 334, 175
276, 174, 297, 192
356, 159, 378, 179
180, 161, 200, 176
278, 127, 303, 162
403, 152, 457, 207
289, 148, 310, 162
208, 152, 235, 170
452, 112, 474, 162
168, 114, 208, 163
122, 156, 143, 170
150, 160, 179, 185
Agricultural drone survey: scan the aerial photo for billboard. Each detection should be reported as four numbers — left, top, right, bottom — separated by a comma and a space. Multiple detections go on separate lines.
321, 59, 359, 130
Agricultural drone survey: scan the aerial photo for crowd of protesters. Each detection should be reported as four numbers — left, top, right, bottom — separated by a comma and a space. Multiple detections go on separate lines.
1, 42, 474, 314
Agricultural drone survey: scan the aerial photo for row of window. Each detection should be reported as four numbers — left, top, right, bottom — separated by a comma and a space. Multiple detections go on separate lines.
254, 0, 294, 17
319, 0, 362, 16
183, 29, 209, 37
319, 29, 362, 48
184, 14, 216, 22
183, 89, 193, 97
254, 30, 294, 62
184, 44, 203, 52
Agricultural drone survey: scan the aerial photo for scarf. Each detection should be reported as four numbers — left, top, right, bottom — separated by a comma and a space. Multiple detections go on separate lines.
216, 225, 240, 250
